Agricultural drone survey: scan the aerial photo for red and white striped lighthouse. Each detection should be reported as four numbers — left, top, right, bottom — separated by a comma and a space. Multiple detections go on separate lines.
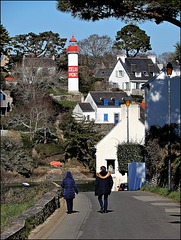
66, 35, 80, 93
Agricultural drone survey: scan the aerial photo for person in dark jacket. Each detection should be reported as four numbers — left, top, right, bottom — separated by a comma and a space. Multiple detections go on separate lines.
95, 166, 113, 213
61, 171, 78, 214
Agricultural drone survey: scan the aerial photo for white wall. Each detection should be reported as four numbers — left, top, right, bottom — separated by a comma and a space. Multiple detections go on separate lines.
96, 104, 145, 191
72, 104, 95, 121
109, 60, 129, 90
144, 70, 180, 135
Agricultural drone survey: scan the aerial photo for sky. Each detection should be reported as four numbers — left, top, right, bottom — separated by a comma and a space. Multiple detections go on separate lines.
1, 1, 180, 57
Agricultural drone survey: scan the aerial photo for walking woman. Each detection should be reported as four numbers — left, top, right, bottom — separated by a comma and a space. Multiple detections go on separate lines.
95, 166, 113, 213
61, 171, 78, 214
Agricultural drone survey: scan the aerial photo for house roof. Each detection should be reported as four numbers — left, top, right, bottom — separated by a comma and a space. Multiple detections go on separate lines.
119, 57, 160, 82
88, 91, 131, 107
95, 68, 113, 79
141, 69, 165, 89
78, 102, 95, 112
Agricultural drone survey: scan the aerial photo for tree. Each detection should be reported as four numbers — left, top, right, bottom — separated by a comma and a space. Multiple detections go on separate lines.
171, 42, 181, 65
158, 52, 173, 66
78, 34, 114, 59
0, 25, 12, 87
59, 112, 102, 170
114, 24, 152, 57
0, 24, 11, 55
56, 0, 181, 28
12, 31, 67, 58
8, 94, 57, 142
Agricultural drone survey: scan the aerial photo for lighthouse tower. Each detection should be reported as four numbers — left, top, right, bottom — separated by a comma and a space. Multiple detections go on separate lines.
66, 35, 80, 93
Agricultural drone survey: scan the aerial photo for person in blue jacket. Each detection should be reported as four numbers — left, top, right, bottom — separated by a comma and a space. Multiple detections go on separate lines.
61, 171, 78, 214
95, 166, 113, 213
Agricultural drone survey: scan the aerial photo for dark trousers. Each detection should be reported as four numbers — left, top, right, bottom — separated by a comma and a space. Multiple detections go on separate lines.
66, 198, 73, 213
98, 194, 108, 212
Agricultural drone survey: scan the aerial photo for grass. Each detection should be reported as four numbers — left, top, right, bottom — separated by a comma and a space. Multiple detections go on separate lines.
1, 182, 55, 232
1, 199, 35, 231
57, 100, 77, 108
140, 185, 180, 203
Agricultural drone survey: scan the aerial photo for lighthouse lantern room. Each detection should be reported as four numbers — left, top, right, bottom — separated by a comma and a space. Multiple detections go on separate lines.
66, 35, 80, 93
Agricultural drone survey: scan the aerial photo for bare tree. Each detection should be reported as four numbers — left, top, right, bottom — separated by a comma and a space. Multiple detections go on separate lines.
8, 95, 56, 142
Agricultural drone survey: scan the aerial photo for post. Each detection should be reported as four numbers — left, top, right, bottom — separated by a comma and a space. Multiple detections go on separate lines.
166, 62, 173, 192
127, 105, 129, 143
168, 74, 171, 192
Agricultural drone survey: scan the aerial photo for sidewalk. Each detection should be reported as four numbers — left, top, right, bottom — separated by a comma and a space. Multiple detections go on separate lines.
28, 193, 91, 239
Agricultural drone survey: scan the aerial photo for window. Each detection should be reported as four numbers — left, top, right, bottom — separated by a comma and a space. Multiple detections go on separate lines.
106, 160, 115, 174
143, 71, 149, 76
115, 99, 119, 106
135, 72, 141, 77
116, 70, 124, 78
126, 82, 130, 90
114, 114, 119, 123
104, 114, 108, 121
104, 99, 108, 105
87, 115, 90, 121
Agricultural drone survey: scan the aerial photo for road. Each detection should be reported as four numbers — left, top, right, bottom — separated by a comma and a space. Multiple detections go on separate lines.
29, 191, 180, 239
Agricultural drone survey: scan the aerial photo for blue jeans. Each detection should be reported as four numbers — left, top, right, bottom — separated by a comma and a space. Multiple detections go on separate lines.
66, 198, 73, 213
98, 194, 108, 212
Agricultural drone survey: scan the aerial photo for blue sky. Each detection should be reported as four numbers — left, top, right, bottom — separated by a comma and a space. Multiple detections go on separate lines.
1, 1, 180, 57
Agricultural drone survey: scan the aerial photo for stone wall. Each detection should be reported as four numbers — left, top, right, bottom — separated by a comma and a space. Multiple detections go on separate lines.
1, 187, 63, 240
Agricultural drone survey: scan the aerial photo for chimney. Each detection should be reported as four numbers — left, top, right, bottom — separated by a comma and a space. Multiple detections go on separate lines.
117, 53, 126, 63
148, 55, 156, 64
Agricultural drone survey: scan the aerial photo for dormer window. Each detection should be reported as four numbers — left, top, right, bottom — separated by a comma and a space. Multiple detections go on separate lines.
111, 97, 119, 106
100, 97, 108, 105
135, 72, 141, 77
143, 71, 149, 76
115, 99, 119, 106
104, 99, 108, 105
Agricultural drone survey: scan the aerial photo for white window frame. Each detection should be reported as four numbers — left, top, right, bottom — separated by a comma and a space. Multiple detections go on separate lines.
135, 72, 142, 77
116, 70, 124, 78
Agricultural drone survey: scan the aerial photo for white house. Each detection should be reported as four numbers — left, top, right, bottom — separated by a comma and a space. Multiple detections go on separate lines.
95, 103, 145, 191
141, 68, 181, 135
96, 54, 161, 95
72, 91, 132, 123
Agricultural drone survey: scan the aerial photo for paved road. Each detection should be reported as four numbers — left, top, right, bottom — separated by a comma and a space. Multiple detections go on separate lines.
29, 191, 180, 239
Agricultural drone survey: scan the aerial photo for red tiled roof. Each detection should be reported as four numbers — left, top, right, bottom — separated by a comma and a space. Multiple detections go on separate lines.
5, 77, 16, 81
140, 102, 145, 110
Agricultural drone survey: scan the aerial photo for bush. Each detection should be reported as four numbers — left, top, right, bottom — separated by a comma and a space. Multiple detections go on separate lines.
117, 142, 145, 173
35, 143, 65, 158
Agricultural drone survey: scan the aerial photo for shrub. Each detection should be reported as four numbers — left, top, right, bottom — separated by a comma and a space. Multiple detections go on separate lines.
117, 142, 145, 173
35, 143, 65, 158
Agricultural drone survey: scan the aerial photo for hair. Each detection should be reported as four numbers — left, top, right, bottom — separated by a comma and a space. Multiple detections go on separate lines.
100, 166, 106, 171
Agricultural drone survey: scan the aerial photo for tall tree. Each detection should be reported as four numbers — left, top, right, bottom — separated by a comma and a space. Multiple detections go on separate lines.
171, 42, 181, 65
56, 0, 181, 27
12, 31, 67, 58
78, 34, 114, 58
0, 24, 11, 55
114, 24, 152, 57
0, 25, 12, 88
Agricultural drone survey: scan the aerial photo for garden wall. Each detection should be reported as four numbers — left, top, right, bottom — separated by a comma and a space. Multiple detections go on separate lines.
1, 187, 63, 240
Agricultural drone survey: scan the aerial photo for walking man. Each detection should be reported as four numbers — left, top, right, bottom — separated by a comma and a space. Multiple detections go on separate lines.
95, 166, 113, 213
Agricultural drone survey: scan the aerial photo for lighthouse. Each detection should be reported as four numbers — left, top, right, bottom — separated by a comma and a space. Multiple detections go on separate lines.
66, 35, 80, 93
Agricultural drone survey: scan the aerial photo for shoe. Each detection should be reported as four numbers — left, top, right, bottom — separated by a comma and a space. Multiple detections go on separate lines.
100, 206, 104, 213
104, 210, 108, 213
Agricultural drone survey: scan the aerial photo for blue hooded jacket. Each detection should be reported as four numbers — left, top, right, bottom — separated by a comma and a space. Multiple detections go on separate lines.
61, 171, 78, 199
